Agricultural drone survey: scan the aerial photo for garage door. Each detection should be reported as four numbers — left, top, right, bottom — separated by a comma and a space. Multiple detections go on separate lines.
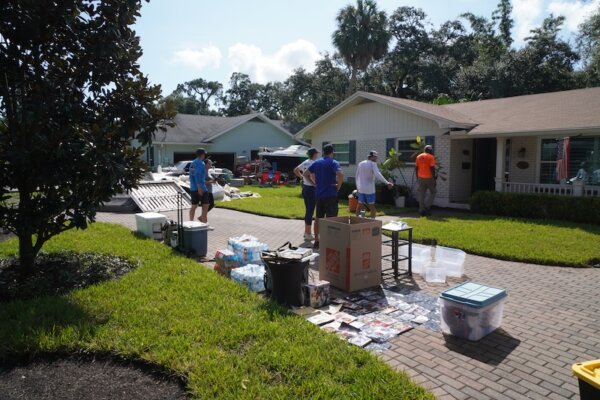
174, 152, 235, 171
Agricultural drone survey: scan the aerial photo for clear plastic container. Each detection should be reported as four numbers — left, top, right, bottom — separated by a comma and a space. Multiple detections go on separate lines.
435, 246, 466, 278
400, 243, 431, 274
440, 282, 507, 341
425, 261, 446, 283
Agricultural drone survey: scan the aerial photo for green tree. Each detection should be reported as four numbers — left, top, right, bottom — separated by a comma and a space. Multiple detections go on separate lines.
220, 72, 261, 116
492, 0, 514, 49
332, 0, 391, 97
172, 77, 222, 115
0, 0, 171, 275
516, 15, 580, 93
373, 6, 431, 99
577, 5, 600, 85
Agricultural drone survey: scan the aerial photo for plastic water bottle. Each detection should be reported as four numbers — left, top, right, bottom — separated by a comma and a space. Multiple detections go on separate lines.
359, 210, 366, 218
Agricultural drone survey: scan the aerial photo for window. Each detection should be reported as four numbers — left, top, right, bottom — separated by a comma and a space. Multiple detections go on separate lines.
540, 136, 600, 184
397, 140, 415, 162
332, 142, 350, 164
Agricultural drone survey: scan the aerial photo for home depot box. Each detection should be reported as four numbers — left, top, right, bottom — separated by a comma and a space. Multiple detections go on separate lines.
319, 217, 382, 292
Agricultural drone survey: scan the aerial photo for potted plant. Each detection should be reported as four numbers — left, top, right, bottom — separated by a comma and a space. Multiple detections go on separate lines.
380, 148, 411, 208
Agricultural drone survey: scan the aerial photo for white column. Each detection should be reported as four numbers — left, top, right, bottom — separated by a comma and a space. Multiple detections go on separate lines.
494, 138, 506, 192
573, 180, 584, 197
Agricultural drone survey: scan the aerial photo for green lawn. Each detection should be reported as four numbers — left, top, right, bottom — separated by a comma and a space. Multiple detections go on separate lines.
218, 185, 402, 218
0, 224, 433, 400
219, 185, 600, 267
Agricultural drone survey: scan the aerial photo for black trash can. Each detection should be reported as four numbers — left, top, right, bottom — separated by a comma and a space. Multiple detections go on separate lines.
262, 253, 309, 307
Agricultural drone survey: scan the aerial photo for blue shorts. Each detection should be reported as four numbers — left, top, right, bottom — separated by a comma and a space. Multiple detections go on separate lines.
357, 193, 376, 205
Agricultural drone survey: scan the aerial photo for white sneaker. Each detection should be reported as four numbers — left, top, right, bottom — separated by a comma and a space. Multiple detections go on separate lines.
303, 233, 314, 241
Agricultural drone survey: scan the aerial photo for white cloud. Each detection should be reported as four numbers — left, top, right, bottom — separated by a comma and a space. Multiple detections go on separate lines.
513, 0, 544, 42
173, 45, 222, 70
547, 0, 600, 31
227, 39, 321, 84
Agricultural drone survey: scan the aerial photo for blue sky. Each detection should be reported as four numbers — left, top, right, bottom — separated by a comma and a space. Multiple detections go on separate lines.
134, 0, 599, 96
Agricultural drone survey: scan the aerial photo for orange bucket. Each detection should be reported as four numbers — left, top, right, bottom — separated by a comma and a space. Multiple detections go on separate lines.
348, 196, 358, 212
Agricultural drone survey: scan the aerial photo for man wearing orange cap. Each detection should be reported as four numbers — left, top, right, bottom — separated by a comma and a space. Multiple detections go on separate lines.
415, 145, 436, 216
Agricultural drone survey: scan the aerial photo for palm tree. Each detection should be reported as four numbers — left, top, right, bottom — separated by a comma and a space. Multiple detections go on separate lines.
332, 0, 391, 97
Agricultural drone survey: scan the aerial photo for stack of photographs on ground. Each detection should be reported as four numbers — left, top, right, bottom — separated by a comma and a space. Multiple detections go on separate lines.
293, 283, 441, 353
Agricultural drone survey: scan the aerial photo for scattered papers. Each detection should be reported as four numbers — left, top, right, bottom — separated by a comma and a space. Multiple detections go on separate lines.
295, 283, 442, 351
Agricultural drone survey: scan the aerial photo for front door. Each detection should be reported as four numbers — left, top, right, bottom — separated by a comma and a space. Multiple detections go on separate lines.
472, 138, 497, 192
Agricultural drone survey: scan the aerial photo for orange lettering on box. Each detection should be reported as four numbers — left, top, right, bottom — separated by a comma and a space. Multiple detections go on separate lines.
326, 248, 340, 273
362, 252, 371, 269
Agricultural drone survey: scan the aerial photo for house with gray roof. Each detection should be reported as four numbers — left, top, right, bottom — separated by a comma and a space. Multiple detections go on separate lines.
142, 113, 301, 171
295, 87, 600, 208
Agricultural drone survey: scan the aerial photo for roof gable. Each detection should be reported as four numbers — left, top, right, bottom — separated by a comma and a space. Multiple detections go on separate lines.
154, 113, 295, 144
296, 91, 477, 139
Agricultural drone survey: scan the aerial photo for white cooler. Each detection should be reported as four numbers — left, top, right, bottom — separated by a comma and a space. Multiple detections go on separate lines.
440, 282, 507, 341
135, 212, 167, 240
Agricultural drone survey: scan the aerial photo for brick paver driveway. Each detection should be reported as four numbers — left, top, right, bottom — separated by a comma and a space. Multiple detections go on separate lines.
97, 208, 600, 400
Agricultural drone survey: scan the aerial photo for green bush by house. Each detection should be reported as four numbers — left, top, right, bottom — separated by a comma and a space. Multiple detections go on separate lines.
470, 191, 600, 224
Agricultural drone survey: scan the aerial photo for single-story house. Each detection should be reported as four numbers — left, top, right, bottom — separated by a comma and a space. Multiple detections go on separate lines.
140, 113, 301, 171
295, 87, 600, 208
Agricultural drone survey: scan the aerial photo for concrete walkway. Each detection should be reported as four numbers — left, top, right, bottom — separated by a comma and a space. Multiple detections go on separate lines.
97, 208, 600, 400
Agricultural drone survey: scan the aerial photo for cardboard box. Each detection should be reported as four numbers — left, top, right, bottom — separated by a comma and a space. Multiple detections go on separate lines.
303, 280, 330, 308
318, 217, 382, 292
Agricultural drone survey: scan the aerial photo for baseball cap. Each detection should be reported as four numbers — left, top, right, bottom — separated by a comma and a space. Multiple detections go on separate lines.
424, 145, 433, 153
323, 144, 334, 155
368, 150, 378, 157
307, 147, 320, 157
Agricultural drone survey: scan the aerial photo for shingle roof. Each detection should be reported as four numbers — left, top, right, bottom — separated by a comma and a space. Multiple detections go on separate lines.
445, 87, 600, 135
153, 113, 291, 144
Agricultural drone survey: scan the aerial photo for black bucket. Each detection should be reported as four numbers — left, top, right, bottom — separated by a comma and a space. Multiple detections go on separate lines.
262, 243, 309, 307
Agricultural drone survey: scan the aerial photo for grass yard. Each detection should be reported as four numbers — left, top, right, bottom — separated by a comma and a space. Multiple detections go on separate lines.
218, 185, 600, 267
0, 223, 433, 400
217, 185, 402, 218
405, 214, 600, 267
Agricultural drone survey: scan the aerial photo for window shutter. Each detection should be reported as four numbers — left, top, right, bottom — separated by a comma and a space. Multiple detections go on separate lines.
425, 136, 435, 148
386, 138, 395, 157
349, 140, 356, 165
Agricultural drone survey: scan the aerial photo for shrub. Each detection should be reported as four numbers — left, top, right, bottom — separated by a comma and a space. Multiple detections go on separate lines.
470, 191, 600, 224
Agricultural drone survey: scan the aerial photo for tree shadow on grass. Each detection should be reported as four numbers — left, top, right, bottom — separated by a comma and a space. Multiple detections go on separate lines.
443, 328, 521, 366
0, 295, 103, 362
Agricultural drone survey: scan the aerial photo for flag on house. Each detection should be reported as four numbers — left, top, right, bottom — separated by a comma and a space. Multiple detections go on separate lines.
555, 137, 570, 182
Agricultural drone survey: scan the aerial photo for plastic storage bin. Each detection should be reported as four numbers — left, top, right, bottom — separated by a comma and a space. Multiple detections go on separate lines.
135, 212, 167, 240
572, 359, 600, 400
425, 261, 446, 283
181, 221, 209, 256
436, 246, 466, 277
400, 243, 431, 274
231, 264, 266, 292
440, 282, 507, 341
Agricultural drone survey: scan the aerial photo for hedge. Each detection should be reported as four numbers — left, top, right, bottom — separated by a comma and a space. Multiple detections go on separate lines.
469, 191, 600, 224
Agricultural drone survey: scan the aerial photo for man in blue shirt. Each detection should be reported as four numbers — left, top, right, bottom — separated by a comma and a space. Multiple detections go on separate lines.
189, 148, 209, 222
304, 144, 344, 249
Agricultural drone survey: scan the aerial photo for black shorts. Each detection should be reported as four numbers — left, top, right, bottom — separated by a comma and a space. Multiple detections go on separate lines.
190, 191, 210, 205
316, 197, 339, 219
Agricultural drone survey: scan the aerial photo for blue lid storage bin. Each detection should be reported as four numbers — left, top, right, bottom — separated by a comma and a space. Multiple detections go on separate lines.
440, 282, 507, 341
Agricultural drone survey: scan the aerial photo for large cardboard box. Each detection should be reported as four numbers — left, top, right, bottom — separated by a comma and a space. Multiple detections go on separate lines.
319, 217, 382, 292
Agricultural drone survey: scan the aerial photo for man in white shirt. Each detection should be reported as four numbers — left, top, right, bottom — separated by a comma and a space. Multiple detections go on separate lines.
355, 150, 393, 218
